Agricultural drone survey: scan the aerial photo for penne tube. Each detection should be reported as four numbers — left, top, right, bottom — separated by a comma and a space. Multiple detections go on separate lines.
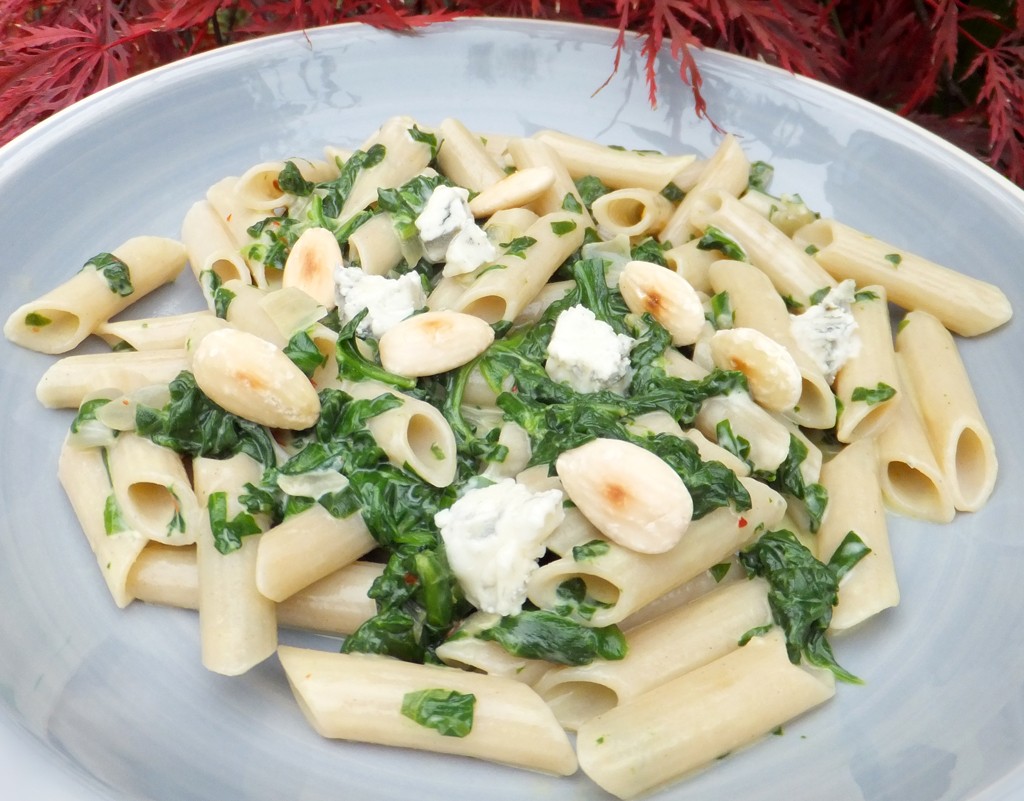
95, 310, 212, 352
36, 348, 190, 409
817, 438, 899, 630
794, 218, 1012, 336
505, 136, 593, 223
526, 478, 786, 626
532, 129, 696, 192
658, 134, 749, 246
709, 259, 837, 428
339, 116, 435, 220
277, 647, 578, 776
341, 379, 458, 488
576, 629, 835, 800
346, 211, 404, 276
204, 176, 271, 282
896, 310, 998, 511
5, 236, 188, 354
482, 206, 539, 243
234, 158, 334, 212
126, 544, 381, 636
691, 191, 837, 310
180, 199, 252, 285
436, 613, 551, 685
106, 432, 201, 546
193, 454, 277, 676
58, 438, 148, 608
255, 504, 376, 602
694, 392, 792, 475
591, 187, 674, 239
450, 210, 585, 323
876, 355, 956, 522
832, 285, 902, 442
218, 279, 288, 347
534, 577, 773, 730
436, 117, 508, 193
661, 238, 720, 293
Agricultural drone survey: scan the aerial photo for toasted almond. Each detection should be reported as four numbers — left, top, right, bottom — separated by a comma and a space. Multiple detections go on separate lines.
618, 259, 705, 346
468, 166, 557, 217
192, 327, 320, 429
709, 327, 802, 412
555, 438, 692, 554
282, 227, 341, 309
378, 310, 495, 377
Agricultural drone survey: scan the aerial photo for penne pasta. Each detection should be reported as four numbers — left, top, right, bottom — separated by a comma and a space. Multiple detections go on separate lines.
576, 629, 835, 799
278, 647, 578, 775
4, 236, 188, 354
794, 218, 1012, 336
895, 310, 998, 511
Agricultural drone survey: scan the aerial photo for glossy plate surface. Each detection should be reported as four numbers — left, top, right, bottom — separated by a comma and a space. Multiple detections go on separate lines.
1, 19, 1023, 801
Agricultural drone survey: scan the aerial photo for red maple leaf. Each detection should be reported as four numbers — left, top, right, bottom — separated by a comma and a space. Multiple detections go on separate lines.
959, 32, 1024, 185
0, 5, 145, 143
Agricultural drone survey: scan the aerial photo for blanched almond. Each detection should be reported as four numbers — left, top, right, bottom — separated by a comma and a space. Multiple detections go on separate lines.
468, 166, 556, 217
618, 259, 705, 345
282, 227, 341, 309
555, 438, 692, 554
192, 327, 320, 429
709, 327, 801, 412
378, 310, 495, 377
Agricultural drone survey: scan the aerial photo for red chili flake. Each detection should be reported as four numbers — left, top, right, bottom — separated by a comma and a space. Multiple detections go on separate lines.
403, 572, 418, 586
226, 213, 233, 222
738, 517, 748, 528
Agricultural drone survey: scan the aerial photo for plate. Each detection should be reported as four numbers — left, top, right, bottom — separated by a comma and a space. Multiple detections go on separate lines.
2, 18, 1023, 801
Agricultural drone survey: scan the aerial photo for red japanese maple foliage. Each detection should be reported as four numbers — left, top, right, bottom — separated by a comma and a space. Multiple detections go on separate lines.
1, 0, 1022, 186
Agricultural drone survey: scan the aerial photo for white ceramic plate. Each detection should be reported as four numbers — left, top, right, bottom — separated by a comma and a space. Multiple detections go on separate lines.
2, 19, 1023, 801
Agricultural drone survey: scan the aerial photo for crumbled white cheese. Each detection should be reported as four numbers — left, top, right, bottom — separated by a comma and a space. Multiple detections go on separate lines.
414, 184, 495, 276
415, 185, 472, 262
790, 279, 861, 382
334, 266, 426, 338
545, 304, 635, 394
443, 222, 496, 277
434, 478, 565, 616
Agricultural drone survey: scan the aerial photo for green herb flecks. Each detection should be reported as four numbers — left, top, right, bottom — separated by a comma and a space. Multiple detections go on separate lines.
83, 252, 133, 297
477, 609, 627, 666
754, 435, 829, 532
501, 236, 537, 259
561, 192, 584, 214
408, 125, 439, 161
661, 182, 685, 203
748, 161, 774, 193
103, 494, 128, 535
401, 689, 475, 737
696, 225, 747, 262
706, 291, 734, 330
207, 491, 262, 554
572, 540, 611, 562
851, 382, 897, 405
284, 330, 327, 379
24, 311, 51, 327
574, 175, 609, 209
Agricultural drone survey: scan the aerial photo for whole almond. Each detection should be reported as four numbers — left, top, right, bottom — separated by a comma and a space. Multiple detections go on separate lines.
282, 227, 341, 309
555, 437, 692, 554
192, 327, 320, 429
378, 310, 495, 377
